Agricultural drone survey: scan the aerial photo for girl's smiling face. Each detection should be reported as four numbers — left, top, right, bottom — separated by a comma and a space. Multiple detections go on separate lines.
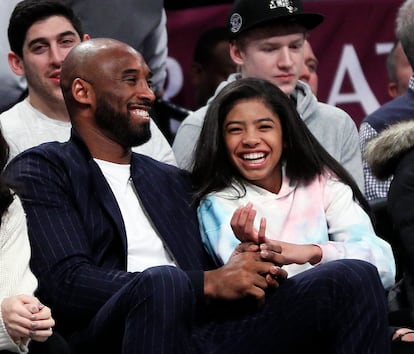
223, 98, 284, 193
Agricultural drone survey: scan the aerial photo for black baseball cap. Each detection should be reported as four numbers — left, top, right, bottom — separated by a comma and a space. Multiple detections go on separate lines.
228, 0, 324, 39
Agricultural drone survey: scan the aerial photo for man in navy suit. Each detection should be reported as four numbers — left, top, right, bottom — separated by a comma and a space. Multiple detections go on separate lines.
5, 38, 391, 354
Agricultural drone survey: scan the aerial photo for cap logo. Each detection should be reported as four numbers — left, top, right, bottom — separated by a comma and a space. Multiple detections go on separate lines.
230, 13, 243, 33
269, 0, 298, 13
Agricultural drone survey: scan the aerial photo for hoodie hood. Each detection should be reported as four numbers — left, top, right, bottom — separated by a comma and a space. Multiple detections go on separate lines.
207, 73, 240, 105
292, 80, 319, 124
365, 119, 414, 180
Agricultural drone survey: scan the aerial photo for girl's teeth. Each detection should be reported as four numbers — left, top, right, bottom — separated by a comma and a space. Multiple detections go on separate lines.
243, 153, 264, 160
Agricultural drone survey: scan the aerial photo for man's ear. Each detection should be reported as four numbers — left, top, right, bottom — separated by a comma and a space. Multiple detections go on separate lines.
82, 33, 91, 41
229, 42, 244, 66
72, 78, 94, 105
387, 82, 398, 99
8, 51, 25, 76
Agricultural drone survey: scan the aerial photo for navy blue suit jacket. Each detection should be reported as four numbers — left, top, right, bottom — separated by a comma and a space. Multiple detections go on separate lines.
5, 130, 217, 334
363, 87, 414, 132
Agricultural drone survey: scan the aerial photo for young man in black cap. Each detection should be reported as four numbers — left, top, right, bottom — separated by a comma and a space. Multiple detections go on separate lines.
173, 0, 364, 193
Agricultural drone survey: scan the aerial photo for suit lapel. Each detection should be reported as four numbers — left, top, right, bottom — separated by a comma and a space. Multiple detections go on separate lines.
89, 160, 129, 254
130, 155, 206, 270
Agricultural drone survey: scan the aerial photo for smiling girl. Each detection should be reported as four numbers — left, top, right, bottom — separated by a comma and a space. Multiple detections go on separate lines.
192, 77, 395, 289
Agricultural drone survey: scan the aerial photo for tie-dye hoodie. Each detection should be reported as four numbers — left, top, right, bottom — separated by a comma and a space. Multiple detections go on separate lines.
197, 168, 395, 289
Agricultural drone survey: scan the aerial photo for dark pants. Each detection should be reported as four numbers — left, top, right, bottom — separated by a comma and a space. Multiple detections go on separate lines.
392, 342, 414, 354
70, 259, 390, 354
29, 331, 70, 354
0, 331, 70, 354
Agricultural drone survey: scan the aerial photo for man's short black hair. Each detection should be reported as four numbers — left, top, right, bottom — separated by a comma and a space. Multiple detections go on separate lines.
8, 0, 84, 58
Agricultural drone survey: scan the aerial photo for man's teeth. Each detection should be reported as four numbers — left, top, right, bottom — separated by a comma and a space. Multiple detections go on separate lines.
131, 109, 149, 117
243, 152, 265, 161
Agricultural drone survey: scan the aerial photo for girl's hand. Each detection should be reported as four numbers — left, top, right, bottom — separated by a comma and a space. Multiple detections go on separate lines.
1, 295, 54, 343
260, 241, 322, 266
231, 202, 267, 244
24, 302, 55, 342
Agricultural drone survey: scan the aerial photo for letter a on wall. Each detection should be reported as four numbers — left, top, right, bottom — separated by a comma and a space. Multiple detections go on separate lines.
327, 45, 380, 116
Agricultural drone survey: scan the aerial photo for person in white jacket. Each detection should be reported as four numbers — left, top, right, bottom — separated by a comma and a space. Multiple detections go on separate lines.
0, 130, 54, 353
0, 196, 54, 353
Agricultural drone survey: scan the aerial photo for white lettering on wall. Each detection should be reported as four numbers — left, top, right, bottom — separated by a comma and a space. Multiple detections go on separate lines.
376, 42, 393, 55
327, 44, 380, 115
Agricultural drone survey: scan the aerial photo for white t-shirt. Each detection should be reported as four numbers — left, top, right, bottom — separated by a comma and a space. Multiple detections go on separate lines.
0, 99, 177, 165
95, 158, 176, 272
